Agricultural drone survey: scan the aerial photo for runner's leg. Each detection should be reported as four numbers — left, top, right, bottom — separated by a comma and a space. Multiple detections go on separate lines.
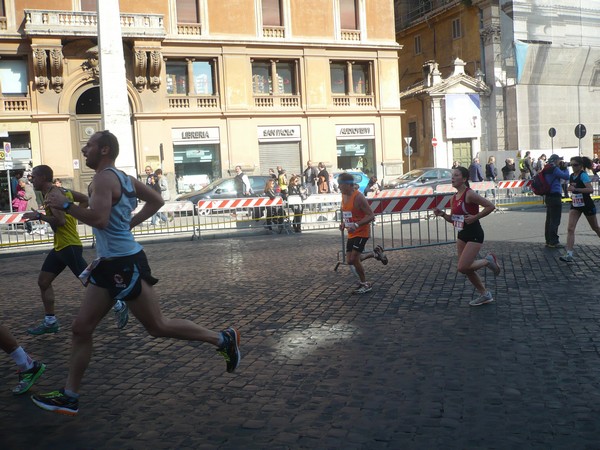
565, 209, 581, 251
584, 212, 600, 238
456, 240, 487, 294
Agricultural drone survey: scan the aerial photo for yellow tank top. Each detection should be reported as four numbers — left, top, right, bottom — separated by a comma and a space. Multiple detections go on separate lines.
45, 189, 82, 251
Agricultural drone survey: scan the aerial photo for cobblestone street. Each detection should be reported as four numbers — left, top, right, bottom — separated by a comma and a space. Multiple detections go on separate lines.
1, 208, 600, 449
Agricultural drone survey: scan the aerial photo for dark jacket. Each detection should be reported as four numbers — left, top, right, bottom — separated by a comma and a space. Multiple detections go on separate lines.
468, 162, 484, 182
485, 163, 497, 180
501, 163, 516, 180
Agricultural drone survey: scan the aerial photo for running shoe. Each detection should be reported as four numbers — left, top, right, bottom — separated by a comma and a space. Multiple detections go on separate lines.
217, 327, 241, 373
485, 253, 501, 276
545, 243, 564, 249
113, 301, 129, 329
12, 361, 46, 395
469, 291, 494, 307
373, 245, 388, 266
354, 282, 373, 294
559, 254, 574, 263
31, 389, 79, 416
27, 321, 59, 335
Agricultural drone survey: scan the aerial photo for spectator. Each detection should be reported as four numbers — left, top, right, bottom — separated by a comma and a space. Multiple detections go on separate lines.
534, 154, 547, 174
303, 160, 318, 195
452, 161, 460, 169
10, 170, 23, 200
543, 154, 570, 248
468, 158, 484, 182
20, 177, 38, 211
12, 179, 28, 212
152, 169, 170, 224
485, 156, 497, 199
317, 162, 330, 193
519, 151, 533, 180
268, 168, 277, 181
287, 175, 304, 233
263, 178, 284, 233
277, 166, 288, 200
329, 173, 339, 193
501, 158, 516, 197
364, 176, 380, 197
53, 178, 62, 187
233, 165, 252, 197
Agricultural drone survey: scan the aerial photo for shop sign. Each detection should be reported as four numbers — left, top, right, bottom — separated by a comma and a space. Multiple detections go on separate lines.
172, 127, 220, 144
336, 124, 375, 140
257, 125, 301, 142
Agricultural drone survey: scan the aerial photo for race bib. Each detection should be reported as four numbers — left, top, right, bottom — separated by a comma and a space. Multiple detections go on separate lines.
572, 193, 584, 208
342, 211, 353, 225
452, 214, 465, 230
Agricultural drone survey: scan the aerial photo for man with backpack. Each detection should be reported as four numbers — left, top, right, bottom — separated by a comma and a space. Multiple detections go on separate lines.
542, 154, 570, 248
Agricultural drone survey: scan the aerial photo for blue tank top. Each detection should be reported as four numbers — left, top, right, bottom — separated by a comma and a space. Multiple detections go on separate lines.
93, 167, 142, 258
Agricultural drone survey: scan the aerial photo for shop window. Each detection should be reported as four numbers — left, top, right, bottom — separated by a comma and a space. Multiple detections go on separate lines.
80, 0, 97, 11
0, 59, 28, 96
166, 60, 216, 95
177, 0, 200, 23
330, 61, 372, 95
336, 139, 374, 176
252, 59, 297, 95
452, 18, 461, 39
262, 0, 282, 26
340, 0, 358, 30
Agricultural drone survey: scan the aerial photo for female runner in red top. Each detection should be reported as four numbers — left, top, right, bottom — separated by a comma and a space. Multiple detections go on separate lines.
433, 166, 501, 306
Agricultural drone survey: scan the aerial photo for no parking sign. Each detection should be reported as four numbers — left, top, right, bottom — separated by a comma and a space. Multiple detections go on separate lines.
3, 142, 11, 160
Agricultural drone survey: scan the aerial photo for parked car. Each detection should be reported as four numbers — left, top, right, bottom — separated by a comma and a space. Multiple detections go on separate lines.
176, 175, 273, 204
383, 168, 453, 190
332, 171, 370, 193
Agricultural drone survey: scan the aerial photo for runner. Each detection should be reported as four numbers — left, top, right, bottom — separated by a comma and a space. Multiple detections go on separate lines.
559, 156, 600, 263
338, 172, 387, 294
0, 324, 45, 395
23, 165, 129, 334
31, 131, 240, 416
433, 166, 501, 306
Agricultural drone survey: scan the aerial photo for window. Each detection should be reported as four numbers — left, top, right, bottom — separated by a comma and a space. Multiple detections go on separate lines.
80, 0, 97, 11
262, 0, 282, 26
408, 122, 417, 154
340, 0, 358, 30
330, 61, 372, 95
177, 0, 199, 23
252, 60, 297, 95
452, 18, 461, 39
166, 60, 216, 95
0, 59, 28, 96
414, 35, 421, 55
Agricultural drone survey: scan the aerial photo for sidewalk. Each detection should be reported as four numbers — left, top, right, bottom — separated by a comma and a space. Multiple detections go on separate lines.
2, 208, 600, 449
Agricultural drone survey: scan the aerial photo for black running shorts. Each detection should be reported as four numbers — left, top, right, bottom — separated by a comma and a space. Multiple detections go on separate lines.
89, 250, 158, 301
457, 221, 484, 244
41, 245, 87, 277
346, 236, 369, 253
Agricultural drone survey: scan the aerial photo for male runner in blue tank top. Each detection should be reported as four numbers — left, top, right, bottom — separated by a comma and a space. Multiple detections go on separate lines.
31, 130, 240, 416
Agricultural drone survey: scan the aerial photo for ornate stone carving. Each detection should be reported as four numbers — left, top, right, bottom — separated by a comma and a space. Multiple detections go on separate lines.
148, 49, 162, 93
133, 50, 148, 92
82, 46, 99, 80
32, 48, 49, 93
480, 24, 501, 45
48, 48, 64, 93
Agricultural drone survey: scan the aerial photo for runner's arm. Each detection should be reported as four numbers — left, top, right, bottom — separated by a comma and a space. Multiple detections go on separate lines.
464, 190, 495, 223
129, 177, 164, 229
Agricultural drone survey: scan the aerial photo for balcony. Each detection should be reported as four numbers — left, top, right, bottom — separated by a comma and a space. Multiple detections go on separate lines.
341, 29, 361, 41
24, 10, 165, 38
177, 22, 202, 37
168, 95, 219, 110
332, 95, 374, 108
263, 26, 285, 38
1, 96, 30, 113
254, 95, 300, 108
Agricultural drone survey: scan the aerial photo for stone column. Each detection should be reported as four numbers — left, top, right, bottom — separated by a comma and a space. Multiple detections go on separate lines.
97, 0, 136, 176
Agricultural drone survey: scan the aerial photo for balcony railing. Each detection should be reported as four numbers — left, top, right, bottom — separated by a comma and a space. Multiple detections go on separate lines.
177, 22, 202, 37
1, 96, 31, 112
332, 95, 374, 108
168, 96, 219, 110
263, 26, 285, 38
24, 10, 165, 38
341, 29, 361, 41
254, 95, 300, 108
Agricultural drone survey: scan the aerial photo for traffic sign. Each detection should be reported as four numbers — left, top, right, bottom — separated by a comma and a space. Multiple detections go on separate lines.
432, 137, 438, 147
0, 150, 4, 161
3, 142, 11, 160
548, 127, 556, 138
575, 124, 586, 139
404, 146, 413, 157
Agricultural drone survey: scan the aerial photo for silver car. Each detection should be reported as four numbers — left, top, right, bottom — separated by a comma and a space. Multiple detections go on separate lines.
384, 167, 453, 190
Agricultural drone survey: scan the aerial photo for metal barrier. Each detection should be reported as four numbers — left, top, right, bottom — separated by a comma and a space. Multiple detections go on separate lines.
336, 193, 456, 269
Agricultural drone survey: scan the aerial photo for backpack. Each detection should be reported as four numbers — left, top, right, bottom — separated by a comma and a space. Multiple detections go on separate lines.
530, 165, 552, 195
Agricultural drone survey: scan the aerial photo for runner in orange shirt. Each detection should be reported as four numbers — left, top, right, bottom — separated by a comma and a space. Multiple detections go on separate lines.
338, 173, 387, 294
